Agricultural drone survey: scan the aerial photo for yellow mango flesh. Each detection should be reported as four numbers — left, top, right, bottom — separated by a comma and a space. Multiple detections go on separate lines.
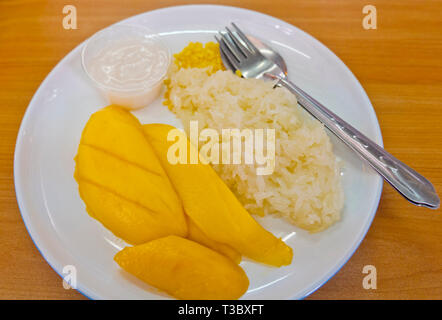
75, 106, 187, 244
114, 236, 249, 300
142, 124, 293, 267
186, 216, 241, 264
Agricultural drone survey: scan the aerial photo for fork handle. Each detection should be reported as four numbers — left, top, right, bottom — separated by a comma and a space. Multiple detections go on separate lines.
278, 77, 439, 209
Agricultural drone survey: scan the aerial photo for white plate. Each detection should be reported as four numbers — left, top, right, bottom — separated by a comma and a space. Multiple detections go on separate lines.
14, 5, 383, 300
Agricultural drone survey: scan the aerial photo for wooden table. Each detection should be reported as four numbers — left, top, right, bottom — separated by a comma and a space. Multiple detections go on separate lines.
1, 0, 441, 300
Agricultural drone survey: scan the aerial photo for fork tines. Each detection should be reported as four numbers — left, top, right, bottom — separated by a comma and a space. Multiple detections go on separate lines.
216, 23, 260, 70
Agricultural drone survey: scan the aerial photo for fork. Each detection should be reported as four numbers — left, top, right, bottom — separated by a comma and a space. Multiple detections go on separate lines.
215, 23, 439, 209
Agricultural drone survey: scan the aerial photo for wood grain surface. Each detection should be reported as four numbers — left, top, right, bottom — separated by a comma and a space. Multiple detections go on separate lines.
0, 0, 441, 300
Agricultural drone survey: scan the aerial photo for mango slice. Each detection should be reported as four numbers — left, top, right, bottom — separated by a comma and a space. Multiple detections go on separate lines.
142, 124, 293, 267
114, 236, 249, 300
75, 106, 187, 244
186, 216, 241, 264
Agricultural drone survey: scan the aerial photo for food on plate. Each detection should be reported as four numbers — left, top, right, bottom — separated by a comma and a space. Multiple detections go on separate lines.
74, 35, 345, 299
114, 235, 249, 300
74, 105, 187, 244
82, 24, 170, 110
143, 124, 293, 267
74, 105, 289, 298
163, 42, 344, 232
163, 42, 224, 110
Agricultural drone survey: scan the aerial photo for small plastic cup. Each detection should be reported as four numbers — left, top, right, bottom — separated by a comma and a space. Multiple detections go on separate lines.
81, 24, 170, 110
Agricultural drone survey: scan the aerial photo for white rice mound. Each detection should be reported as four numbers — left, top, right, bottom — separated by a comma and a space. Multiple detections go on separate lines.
166, 67, 344, 232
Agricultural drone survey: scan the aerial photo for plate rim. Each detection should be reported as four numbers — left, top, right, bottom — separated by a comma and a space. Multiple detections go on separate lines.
14, 4, 384, 300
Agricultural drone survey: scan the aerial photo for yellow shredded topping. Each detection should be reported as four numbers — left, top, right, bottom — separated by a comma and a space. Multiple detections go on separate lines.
173, 42, 225, 74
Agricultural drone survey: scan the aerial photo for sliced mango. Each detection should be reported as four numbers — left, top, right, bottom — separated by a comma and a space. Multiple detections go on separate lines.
186, 216, 241, 264
114, 236, 249, 300
142, 124, 293, 267
75, 106, 187, 244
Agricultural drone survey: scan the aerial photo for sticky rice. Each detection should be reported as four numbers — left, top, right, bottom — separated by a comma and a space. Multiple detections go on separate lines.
163, 43, 344, 232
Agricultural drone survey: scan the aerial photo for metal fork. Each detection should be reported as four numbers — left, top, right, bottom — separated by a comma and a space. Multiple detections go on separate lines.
216, 23, 439, 209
